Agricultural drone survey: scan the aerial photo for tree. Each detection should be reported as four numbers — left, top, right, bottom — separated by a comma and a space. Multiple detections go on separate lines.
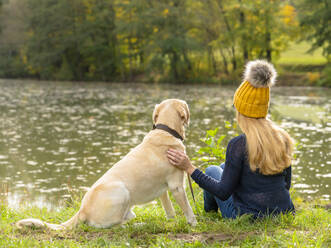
116, 0, 153, 80
79, 0, 119, 81
193, 0, 298, 77
236, 0, 299, 62
22, 0, 119, 81
297, 0, 330, 87
144, 0, 198, 82
298, 0, 331, 58
0, 0, 303, 82
0, 0, 29, 78
0, 0, 3, 37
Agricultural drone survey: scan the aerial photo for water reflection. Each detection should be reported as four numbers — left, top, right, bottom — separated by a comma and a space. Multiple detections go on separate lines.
0, 80, 330, 209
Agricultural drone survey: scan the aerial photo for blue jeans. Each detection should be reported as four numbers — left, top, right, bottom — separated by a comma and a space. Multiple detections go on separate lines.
203, 163, 237, 218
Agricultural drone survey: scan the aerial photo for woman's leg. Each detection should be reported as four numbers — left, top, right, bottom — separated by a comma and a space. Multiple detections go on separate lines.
204, 164, 237, 218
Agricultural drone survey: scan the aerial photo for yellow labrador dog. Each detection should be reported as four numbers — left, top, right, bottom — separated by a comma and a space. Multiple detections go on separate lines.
16, 99, 197, 230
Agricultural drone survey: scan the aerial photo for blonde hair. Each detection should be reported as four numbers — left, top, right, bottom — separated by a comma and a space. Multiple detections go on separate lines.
236, 112, 294, 175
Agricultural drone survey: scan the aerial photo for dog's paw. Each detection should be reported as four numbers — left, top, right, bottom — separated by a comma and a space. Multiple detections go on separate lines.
188, 217, 197, 227
166, 214, 175, 219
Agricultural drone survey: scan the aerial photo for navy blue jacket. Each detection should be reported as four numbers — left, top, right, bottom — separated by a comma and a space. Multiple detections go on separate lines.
191, 134, 295, 218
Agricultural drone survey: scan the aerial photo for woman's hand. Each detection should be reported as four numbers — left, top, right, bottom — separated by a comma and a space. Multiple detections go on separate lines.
167, 149, 196, 175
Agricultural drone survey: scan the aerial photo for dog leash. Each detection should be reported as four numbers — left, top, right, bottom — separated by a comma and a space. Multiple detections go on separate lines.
187, 173, 199, 216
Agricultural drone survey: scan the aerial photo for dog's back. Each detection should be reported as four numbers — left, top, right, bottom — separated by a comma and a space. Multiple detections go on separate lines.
90, 129, 185, 205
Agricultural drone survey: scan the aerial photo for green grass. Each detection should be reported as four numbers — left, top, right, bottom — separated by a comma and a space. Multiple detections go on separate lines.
277, 42, 327, 66
1, 190, 330, 247
275, 41, 329, 86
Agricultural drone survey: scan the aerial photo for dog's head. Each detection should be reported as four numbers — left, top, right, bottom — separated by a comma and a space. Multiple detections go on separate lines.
152, 99, 190, 139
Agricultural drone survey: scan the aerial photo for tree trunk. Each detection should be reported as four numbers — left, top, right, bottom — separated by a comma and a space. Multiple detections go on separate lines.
239, 0, 248, 62
217, 0, 238, 71
265, 7, 272, 61
265, 31, 271, 61
208, 47, 217, 75
219, 48, 229, 75
171, 51, 179, 82
231, 47, 237, 71
183, 50, 192, 72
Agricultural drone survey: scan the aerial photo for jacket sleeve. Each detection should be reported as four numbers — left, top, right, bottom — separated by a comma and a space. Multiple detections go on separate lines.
191, 136, 244, 201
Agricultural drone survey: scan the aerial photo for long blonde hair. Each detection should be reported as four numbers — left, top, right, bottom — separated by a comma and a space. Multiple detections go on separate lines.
236, 111, 294, 175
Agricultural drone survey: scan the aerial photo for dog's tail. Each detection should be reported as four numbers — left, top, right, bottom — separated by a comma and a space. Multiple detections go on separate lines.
16, 210, 85, 230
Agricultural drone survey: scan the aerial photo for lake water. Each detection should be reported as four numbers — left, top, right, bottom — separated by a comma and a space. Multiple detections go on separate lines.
0, 79, 330, 209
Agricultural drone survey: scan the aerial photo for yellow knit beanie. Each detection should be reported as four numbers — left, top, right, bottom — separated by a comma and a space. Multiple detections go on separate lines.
233, 60, 277, 118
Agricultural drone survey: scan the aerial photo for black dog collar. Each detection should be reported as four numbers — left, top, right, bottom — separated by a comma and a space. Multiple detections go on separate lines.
153, 124, 184, 141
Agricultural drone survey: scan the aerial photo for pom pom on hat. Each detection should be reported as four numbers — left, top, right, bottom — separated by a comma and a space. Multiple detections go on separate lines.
234, 60, 278, 118
244, 60, 277, 88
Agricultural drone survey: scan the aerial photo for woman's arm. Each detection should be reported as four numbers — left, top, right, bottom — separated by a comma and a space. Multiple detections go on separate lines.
190, 163, 242, 201
167, 136, 245, 201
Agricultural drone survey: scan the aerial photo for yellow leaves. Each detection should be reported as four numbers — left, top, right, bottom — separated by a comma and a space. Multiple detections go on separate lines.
295, 196, 303, 205
232, 3, 240, 9
281, 4, 298, 26
282, 4, 295, 18
22, 54, 28, 65
153, 27, 159, 33
20, 48, 37, 75
116, 33, 126, 41
89, 64, 96, 76
121, 0, 131, 4
86, 8, 92, 16
123, 37, 138, 44
87, 15, 96, 22
83, 0, 95, 22
163, 8, 169, 16
20, 48, 28, 65
116, 7, 124, 18
27, 65, 37, 75
307, 72, 320, 84
27, 30, 34, 38
83, 0, 94, 13
246, 14, 258, 23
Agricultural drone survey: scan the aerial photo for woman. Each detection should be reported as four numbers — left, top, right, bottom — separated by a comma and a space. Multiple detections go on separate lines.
167, 60, 295, 219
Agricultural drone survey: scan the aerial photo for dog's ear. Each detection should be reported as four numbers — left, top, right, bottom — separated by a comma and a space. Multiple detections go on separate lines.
152, 104, 160, 124
178, 102, 190, 126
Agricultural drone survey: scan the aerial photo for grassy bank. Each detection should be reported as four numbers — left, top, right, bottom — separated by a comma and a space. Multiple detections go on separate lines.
276, 42, 329, 87
1, 40, 329, 87
277, 42, 327, 66
1, 191, 330, 247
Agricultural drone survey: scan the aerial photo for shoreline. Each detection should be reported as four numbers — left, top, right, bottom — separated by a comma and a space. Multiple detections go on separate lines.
0, 72, 328, 87
1, 198, 330, 247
